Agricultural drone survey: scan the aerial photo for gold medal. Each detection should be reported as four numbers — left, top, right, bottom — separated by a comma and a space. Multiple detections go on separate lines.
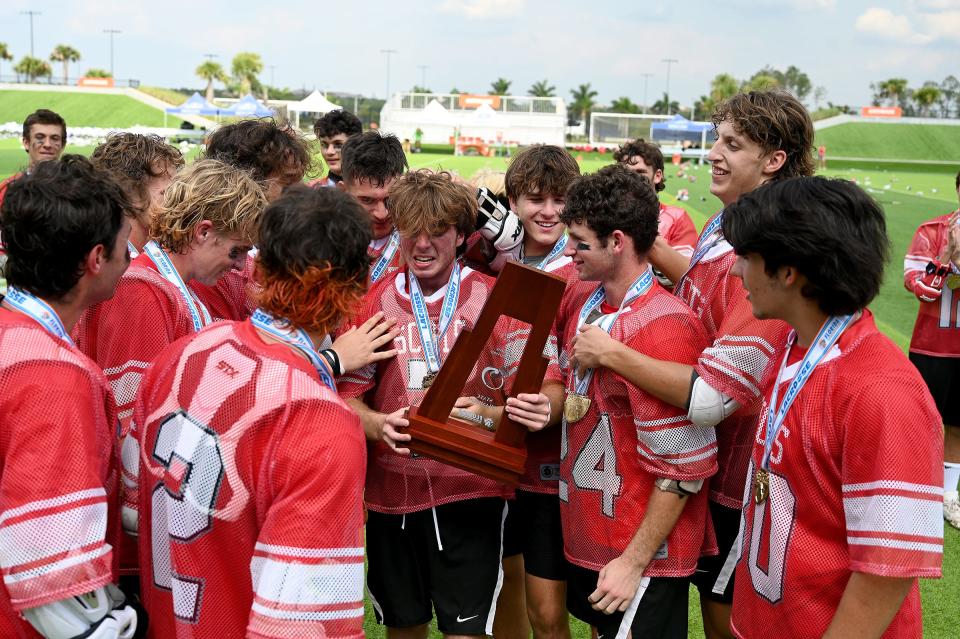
422, 372, 437, 389
947, 274, 960, 290
563, 393, 591, 423
753, 468, 770, 504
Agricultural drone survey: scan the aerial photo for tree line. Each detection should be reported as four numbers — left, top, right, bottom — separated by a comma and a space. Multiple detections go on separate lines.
0, 42, 111, 83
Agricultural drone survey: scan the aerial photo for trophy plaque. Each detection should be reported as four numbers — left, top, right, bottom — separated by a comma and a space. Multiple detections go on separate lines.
404, 260, 567, 485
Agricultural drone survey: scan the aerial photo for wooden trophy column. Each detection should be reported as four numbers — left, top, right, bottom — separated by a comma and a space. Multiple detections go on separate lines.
405, 260, 566, 485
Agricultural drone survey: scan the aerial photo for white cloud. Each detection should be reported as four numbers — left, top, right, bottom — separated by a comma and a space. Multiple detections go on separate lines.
912, 0, 960, 10
789, 0, 836, 9
438, 0, 525, 18
920, 9, 960, 40
854, 7, 932, 44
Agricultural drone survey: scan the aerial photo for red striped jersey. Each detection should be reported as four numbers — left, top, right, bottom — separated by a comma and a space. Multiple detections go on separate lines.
659, 203, 698, 257
674, 213, 790, 508
0, 307, 120, 637
134, 320, 366, 639
556, 279, 718, 575
903, 212, 960, 357
190, 252, 258, 322
731, 311, 943, 639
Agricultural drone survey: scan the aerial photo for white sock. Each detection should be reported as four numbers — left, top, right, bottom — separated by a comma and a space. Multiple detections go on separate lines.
944, 462, 960, 494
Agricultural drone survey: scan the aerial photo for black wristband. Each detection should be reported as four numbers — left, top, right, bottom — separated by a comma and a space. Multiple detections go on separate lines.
319, 348, 343, 376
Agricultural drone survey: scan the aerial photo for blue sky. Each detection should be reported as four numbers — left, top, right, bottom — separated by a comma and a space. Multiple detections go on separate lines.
2, 0, 958, 109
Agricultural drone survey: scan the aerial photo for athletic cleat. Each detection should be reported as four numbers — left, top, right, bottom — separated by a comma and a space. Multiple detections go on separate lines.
943, 491, 960, 530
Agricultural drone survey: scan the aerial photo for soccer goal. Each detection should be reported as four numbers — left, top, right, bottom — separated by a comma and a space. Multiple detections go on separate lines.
589, 113, 671, 146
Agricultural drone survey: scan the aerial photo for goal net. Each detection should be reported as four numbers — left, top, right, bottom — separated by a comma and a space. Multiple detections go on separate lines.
589, 113, 670, 146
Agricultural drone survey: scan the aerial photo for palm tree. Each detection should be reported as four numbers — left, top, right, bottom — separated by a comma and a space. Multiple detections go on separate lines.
231, 52, 263, 96
743, 73, 779, 93
610, 96, 639, 113
0, 43, 13, 80
49, 44, 80, 85
85, 68, 111, 78
879, 78, 909, 108
196, 60, 227, 103
14, 56, 52, 83
913, 85, 941, 118
489, 77, 511, 96
651, 92, 679, 115
528, 79, 555, 97
569, 83, 598, 134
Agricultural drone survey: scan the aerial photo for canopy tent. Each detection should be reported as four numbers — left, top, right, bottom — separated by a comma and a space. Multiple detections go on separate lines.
288, 90, 342, 129
164, 92, 222, 127
422, 98, 453, 125
222, 94, 275, 118
650, 114, 712, 163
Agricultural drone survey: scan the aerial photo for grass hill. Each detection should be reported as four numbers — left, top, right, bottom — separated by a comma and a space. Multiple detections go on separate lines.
815, 122, 960, 162
0, 90, 182, 128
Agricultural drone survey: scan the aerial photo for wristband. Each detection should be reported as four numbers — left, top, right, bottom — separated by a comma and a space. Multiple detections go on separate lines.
319, 348, 344, 376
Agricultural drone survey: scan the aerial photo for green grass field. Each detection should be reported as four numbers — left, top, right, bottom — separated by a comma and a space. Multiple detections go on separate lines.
0, 90, 183, 128
815, 123, 960, 161
2, 135, 957, 637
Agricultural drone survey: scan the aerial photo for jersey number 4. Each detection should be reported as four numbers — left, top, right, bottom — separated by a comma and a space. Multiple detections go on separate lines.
559, 414, 623, 518
151, 410, 225, 623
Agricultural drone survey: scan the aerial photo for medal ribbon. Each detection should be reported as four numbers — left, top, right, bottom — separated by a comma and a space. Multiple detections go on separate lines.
127, 241, 140, 259
250, 308, 337, 392
370, 230, 401, 283
408, 262, 462, 375
760, 313, 856, 470
142, 240, 212, 332
532, 234, 568, 271
4, 286, 74, 345
675, 211, 725, 290
569, 267, 655, 398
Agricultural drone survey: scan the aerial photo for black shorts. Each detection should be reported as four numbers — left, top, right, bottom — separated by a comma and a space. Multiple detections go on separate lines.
514, 489, 566, 580
566, 561, 688, 639
690, 500, 741, 603
910, 352, 960, 426
366, 498, 507, 634
503, 497, 523, 558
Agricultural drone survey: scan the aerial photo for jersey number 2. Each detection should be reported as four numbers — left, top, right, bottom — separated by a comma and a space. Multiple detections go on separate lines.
151, 410, 225, 622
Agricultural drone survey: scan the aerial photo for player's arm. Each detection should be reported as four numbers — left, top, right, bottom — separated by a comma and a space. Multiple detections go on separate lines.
589, 487, 689, 614
821, 573, 914, 639
345, 398, 411, 455
647, 236, 690, 285
327, 311, 399, 374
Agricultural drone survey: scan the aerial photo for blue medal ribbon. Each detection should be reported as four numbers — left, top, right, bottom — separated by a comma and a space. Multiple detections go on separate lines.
675, 211, 725, 290
370, 230, 401, 283
408, 262, 462, 375
250, 308, 337, 392
4, 286, 74, 345
531, 234, 568, 271
142, 240, 212, 332
760, 313, 857, 470
127, 241, 139, 259
568, 267, 655, 398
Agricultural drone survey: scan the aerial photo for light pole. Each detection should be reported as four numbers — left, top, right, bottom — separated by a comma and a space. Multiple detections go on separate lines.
417, 64, 429, 91
662, 58, 678, 115
104, 29, 122, 78
203, 53, 217, 60
268, 65, 276, 87
22, 11, 41, 58
639, 73, 653, 113
380, 49, 398, 100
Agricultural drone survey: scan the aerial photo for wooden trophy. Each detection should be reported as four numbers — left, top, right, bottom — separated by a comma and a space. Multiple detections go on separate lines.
405, 260, 567, 485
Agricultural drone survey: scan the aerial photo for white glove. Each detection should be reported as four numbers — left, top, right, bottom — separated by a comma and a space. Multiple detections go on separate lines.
22, 585, 138, 639
476, 187, 524, 265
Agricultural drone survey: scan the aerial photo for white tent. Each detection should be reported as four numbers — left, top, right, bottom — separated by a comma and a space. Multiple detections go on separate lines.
289, 90, 343, 130
422, 98, 453, 124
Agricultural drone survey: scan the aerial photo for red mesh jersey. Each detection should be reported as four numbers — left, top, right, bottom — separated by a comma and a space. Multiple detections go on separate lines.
0, 172, 20, 210
73, 252, 201, 576
190, 252, 258, 322
0, 308, 120, 638
659, 203, 698, 257
556, 280, 718, 575
731, 312, 943, 639
903, 212, 960, 357
135, 320, 366, 639
674, 217, 790, 508
339, 266, 560, 512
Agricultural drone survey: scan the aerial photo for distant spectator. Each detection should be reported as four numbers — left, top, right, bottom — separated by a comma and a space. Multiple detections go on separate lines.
817, 144, 827, 170
310, 109, 363, 188
414, 126, 424, 152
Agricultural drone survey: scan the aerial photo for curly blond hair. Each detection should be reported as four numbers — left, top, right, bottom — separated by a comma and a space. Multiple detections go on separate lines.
150, 159, 267, 253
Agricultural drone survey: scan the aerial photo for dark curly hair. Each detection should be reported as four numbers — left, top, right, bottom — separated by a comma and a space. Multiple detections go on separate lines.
314, 109, 363, 140
723, 177, 889, 315
505, 144, 580, 202
712, 90, 815, 180
205, 118, 312, 182
90, 133, 184, 215
1, 156, 129, 300
560, 164, 660, 258
613, 138, 665, 192
340, 131, 407, 187
22, 108, 66, 141
255, 185, 371, 333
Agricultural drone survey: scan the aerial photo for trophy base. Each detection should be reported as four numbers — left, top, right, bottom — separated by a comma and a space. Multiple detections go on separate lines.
405, 406, 527, 485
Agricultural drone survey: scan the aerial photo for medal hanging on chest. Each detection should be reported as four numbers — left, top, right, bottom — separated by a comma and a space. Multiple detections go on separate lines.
408, 264, 462, 390
753, 467, 770, 504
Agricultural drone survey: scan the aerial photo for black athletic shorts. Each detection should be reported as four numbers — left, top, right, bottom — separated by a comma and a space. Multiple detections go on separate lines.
366, 497, 507, 634
690, 500, 741, 603
513, 489, 566, 580
566, 561, 688, 639
910, 352, 960, 426
503, 497, 523, 558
